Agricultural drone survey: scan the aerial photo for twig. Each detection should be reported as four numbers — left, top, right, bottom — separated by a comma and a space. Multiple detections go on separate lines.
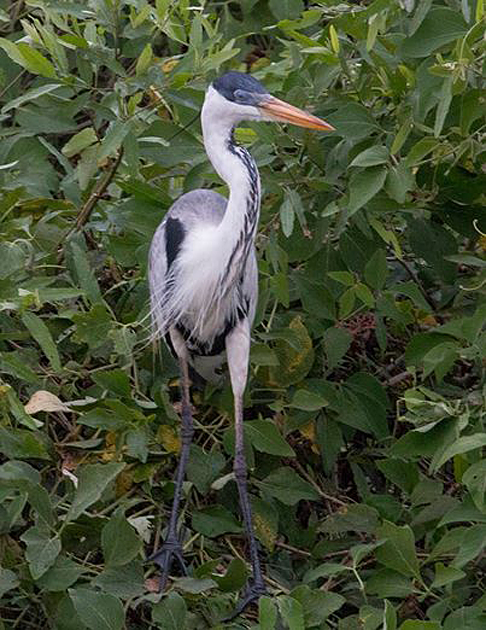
293, 461, 348, 507
275, 540, 311, 557
396, 255, 437, 311
74, 148, 124, 232
0, 69, 25, 100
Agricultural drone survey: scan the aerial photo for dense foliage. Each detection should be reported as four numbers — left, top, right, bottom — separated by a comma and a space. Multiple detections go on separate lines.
0, 0, 485, 628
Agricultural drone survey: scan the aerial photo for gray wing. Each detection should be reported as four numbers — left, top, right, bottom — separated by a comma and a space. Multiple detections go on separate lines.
149, 189, 228, 333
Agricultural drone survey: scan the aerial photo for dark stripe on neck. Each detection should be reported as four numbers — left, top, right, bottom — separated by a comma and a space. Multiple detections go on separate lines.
223, 136, 260, 279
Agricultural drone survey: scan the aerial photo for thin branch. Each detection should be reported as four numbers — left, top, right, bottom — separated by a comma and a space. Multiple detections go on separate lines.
396, 255, 438, 311
73, 148, 124, 232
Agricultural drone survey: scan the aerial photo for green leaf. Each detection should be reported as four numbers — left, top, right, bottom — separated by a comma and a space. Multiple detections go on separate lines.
92, 369, 131, 398
73, 303, 113, 349
348, 166, 387, 216
0, 568, 19, 598
280, 194, 295, 238
277, 595, 305, 630
391, 119, 413, 155
212, 558, 247, 592
401, 8, 467, 57
259, 596, 278, 630
258, 467, 319, 505
404, 138, 440, 167
327, 103, 378, 141
102, 510, 142, 567
152, 593, 187, 629
290, 388, 328, 411
5, 384, 43, 429
94, 561, 145, 599
186, 445, 226, 494
135, 43, 152, 76
303, 562, 349, 583
432, 562, 466, 588
432, 434, 486, 472
2, 83, 61, 112
452, 523, 486, 568
407, 218, 457, 283
70, 242, 102, 305
0, 460, 40, 485
328, 271, 355, 286
350, 146, 389, 167
1, 353, 40, 389
398, 622, 441, 630
20, 526, 61, 579
62, 128, 98, 157
355, 282, 375, 307
434, 77, 453, 137
376, 521, 421, 579
192, 505, 242, 537
323, 326, 352, 370
246, 419, 295, 456
69, 588, 125, 630
0, 242, 27, 279
291, 586, 345, 626
320, 504, 380, 535
405, 332, 455, 366
386, 163, 414, 203
176, 577, 216, 593
0, 39, 56, 77
365, 248, 388, 290
99, 120, 130, 162
67, 462, 126, 522
384, 600, 397, 630
0, 427, 50, 459
462, 460, 486, 512
36, 556, 85, 591
269, 0, 304, 21
366, 569, 414, 598
22, 312, 61, 371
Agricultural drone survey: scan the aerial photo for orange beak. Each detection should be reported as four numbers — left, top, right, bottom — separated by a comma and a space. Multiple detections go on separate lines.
258, 95, 335, 132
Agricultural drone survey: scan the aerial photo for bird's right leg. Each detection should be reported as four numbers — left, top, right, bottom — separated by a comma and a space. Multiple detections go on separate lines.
149, 328, 194, 590
225, 320, 266, 618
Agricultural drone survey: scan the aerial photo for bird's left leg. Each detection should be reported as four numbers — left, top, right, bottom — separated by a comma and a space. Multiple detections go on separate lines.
149, 328, 194, 589
225, 320, 266, 617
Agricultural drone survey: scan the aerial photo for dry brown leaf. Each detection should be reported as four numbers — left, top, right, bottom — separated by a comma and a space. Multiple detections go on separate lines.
25, 390, 71, 414
145, 577, 160, 593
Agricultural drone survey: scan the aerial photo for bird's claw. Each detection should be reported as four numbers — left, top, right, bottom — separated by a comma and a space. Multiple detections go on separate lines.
148, 537, 187, 590
224, 578, 267, 621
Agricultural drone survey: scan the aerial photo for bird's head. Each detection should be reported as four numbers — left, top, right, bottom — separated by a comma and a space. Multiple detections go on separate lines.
205, 71, 334, 132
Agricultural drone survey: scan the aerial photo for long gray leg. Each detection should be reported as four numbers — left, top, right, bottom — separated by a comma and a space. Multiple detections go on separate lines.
149, 328, 194, 589
225, 319, 266, 617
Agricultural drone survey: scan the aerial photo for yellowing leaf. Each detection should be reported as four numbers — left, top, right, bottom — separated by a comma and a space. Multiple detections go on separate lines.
251, 498, 278, 551
136, 43, 152, 76
265, 316, 315, 387
157, 425, 181, 454
329, 25, 339, 53
162, 59, 179, 73
300, 421, 320, 454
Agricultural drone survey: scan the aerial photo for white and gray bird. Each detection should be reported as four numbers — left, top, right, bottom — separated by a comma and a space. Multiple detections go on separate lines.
148, 72, 334, 616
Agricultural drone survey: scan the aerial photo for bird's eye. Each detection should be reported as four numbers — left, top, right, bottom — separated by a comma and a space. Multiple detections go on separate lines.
234, 89, 258, 105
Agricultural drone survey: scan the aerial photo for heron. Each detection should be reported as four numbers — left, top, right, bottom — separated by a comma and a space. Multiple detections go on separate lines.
148, 71, 334, 614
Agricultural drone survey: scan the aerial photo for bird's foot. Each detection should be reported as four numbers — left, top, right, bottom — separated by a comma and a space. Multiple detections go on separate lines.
148, 537, 187, 591
224, 578, 267, 621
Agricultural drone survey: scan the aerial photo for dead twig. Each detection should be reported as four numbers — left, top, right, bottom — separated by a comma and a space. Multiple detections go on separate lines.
74, 148, 124, 232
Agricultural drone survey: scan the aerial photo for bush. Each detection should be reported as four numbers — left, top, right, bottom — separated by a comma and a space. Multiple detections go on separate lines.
0, 1, 485, 628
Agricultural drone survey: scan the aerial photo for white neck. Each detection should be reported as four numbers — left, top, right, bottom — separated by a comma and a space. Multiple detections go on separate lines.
201, 87, 261, 244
